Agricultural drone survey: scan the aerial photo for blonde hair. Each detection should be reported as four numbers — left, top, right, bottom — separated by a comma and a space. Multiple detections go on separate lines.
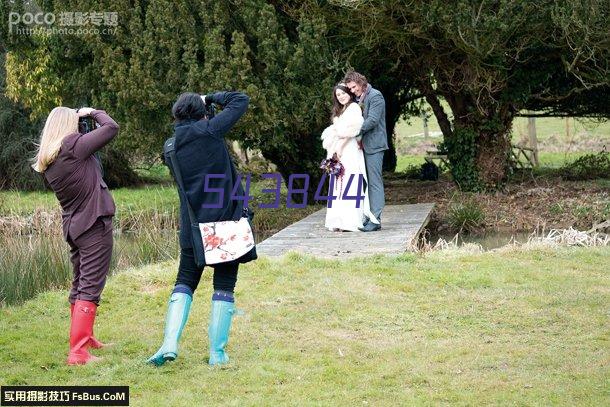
32, 107, 79, 173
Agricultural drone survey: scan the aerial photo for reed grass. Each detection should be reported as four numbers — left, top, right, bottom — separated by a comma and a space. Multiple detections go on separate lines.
0, 181, 320, 306
0, 228, 179, 306
0, 234, 72, 306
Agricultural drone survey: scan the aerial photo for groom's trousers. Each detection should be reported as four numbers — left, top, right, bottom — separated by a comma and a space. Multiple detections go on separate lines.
364, 150, 385, 223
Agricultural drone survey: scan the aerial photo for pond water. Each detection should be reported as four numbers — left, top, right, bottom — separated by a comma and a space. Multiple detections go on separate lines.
430, 231, 535, 250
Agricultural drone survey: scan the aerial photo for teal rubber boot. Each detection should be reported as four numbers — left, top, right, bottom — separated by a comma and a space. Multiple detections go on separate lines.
147, 292, 192, 366
208, 299, 236, 365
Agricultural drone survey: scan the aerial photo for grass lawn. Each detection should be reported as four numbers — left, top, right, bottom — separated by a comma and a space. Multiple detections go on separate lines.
536, 151, 592, 168
0, 246, 608, 405
0, 185, 178, 216
396, 155, 427, 172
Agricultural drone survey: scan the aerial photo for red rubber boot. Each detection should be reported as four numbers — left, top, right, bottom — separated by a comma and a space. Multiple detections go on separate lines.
70, 303, 107, 349
67, 300, 101, 365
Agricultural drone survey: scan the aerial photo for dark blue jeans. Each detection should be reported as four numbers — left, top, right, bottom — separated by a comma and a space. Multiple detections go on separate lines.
175, 248, 239, 293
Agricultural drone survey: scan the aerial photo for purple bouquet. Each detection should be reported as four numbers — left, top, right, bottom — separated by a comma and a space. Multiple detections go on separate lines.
319, 152, 345, 178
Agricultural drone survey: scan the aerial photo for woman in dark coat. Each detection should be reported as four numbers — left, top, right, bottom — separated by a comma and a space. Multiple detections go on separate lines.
32, 106, 119, 365
148, 91, 256, 366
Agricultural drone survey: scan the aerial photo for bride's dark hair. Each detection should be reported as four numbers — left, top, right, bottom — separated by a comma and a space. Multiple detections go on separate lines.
331, 83, 356, 121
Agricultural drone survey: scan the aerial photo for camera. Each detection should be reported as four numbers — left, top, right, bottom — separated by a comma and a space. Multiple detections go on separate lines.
78, 114, 98, 134
203, 103, 216, 119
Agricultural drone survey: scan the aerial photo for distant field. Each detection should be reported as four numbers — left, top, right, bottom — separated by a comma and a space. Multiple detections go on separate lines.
395, 151, 594, 173
393, 106, 609, 172
396, 110, 610, 142
395, 108, 610, 155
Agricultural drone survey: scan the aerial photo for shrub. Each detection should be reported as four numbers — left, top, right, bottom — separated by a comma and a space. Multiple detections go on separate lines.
0, 53, 45, 190
402, 164, 422, 180
447, 196, 486, 233
560, 149, 610, 180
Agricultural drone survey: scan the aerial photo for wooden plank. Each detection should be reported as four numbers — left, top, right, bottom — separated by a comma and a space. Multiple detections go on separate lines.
256, 203, 434, 259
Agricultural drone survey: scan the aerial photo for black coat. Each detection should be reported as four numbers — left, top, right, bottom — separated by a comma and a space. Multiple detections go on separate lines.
170, 91, 256, 264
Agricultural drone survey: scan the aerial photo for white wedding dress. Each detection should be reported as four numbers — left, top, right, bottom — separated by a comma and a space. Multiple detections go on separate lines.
321, 103, 379, 231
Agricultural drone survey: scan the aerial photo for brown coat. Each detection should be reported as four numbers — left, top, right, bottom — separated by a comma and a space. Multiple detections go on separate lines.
44, 110, 119, 241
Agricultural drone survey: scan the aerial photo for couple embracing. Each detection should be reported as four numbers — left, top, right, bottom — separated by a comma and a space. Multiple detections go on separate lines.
322, 70, 388, 232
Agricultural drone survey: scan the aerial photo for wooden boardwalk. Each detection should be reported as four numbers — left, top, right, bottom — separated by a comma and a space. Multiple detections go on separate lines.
256, 203, 435, 259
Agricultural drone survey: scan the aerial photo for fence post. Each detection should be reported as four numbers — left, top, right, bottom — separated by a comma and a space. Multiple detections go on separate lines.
527, 117, 539, 166
422, 112, 429, 140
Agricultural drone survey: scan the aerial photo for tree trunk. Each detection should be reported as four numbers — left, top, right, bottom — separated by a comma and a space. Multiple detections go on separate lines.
473, 125, 512, 188
377, 83, 402, 172
447, 96, 514, 190
382, 89, 400, 172
424, 92, 453, 139
426, 89, 515, 190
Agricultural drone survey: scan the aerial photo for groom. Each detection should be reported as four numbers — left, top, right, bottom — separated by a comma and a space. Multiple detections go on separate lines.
343, 70, 388, 232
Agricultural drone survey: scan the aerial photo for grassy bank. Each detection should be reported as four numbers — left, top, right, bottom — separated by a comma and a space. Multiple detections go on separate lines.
0, 247, 608, 405
0, 180, 321, 306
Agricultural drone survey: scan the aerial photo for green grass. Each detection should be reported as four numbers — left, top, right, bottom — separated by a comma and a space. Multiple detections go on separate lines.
0, 179, 322, 306
0, 232, 178, 306
447, 197, 485, 233
511, 116, 610, 142
0, 185, 179, 216
394, 108, 609, 172
538, 151, 592, 168
0, 247, 608, 405
396, 155, 427, 172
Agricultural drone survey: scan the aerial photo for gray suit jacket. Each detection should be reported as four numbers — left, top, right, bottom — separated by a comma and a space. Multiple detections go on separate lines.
359, 87, 388, 154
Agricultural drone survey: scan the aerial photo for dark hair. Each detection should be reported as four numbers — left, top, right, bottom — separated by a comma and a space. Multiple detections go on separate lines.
343, 70, 368, 89
331, 83, 356, 120
172, 92, 206, 121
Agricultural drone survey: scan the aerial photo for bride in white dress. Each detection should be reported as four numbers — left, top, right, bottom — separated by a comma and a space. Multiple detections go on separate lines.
321, 83, 379, 232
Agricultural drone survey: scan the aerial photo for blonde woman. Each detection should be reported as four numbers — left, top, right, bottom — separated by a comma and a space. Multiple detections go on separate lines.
33, 106, 119, 365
